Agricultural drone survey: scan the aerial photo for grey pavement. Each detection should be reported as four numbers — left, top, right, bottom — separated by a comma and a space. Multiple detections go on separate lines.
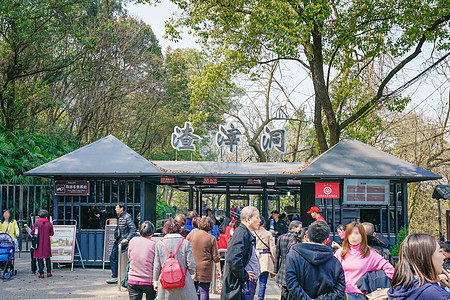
1, 252, 281, 299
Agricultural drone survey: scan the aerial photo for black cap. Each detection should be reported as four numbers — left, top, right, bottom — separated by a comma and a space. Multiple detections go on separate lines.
271, 210, 280, 214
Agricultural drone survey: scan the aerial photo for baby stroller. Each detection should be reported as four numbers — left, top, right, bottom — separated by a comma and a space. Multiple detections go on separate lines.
0, 233, 17, 279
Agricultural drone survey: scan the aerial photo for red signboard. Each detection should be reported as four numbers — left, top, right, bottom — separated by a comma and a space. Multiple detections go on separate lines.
55, 181, 90, 196
160, 177, 175, 184
315, 182, 340, 199
203, 177, 218, 184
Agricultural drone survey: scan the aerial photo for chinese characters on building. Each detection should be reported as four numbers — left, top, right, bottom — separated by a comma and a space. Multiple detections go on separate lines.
171, 122, 201, 151
171, 122, 286, 154
260, 126, 286, 153
215, 124, 242, 153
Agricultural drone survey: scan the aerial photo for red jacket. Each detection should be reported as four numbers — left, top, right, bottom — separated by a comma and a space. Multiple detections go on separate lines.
31, 218, 54, 259
218, 226, 232, 249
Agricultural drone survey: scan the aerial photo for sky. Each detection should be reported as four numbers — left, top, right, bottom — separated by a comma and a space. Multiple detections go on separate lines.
125, 1, 450, 122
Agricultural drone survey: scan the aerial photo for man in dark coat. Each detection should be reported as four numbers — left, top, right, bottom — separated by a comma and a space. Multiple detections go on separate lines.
286, 221, 345, 300
107, 203, 136, 284
220, 206, 261, 300
271, 210, 288, 241
363, 222, 395, 266
274, 220, 302, 300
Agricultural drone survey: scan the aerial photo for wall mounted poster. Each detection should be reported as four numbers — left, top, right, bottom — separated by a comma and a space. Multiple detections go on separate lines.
343, 179, 389, 205
51, 225, 77, 263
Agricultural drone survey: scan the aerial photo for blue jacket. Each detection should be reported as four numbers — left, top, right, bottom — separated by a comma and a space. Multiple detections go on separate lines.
209, 225, 220, 240
388, 279, 450, 300
286, 242, 345, 299
184, 219, 194, 231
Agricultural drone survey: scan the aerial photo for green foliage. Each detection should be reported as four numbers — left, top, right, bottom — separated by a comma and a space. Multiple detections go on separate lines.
0, 130, 79, 184
390, 227, 408, 257
156, 195, 175, 221
145, 0, 450, 151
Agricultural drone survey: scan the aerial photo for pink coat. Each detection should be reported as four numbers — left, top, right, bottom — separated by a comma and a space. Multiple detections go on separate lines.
128, 236, 156, 284
334, 244, 394, 294
31, 218, 54, 259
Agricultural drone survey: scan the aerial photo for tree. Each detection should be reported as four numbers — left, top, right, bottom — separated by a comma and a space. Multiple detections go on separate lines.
0, 0, 94, 131
147, 0, 450, 153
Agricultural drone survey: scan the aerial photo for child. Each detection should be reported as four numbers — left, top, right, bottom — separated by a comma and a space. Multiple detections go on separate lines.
24, 222, 37, 275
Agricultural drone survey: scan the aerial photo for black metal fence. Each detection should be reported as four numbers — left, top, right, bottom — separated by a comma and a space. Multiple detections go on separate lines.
0, 184, 53, 251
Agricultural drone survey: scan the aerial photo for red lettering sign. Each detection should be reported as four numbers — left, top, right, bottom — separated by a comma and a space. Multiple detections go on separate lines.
160, 177, 175, 184
203, 177, 218, 184
315, 182, 340, 199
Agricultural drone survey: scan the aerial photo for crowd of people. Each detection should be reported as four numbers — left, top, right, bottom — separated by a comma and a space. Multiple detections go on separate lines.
100, 203, 450, 300
3, 203, 450, 300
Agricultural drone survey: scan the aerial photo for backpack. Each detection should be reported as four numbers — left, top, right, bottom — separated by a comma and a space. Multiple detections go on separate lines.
160, 238, 187, 290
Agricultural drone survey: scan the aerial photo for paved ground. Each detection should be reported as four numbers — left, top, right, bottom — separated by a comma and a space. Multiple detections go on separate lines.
1, 252, 281, 299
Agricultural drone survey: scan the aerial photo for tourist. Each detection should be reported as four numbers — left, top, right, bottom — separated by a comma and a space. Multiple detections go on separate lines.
127, 221, 157, 300
439, 242, 450, 270
184, 211, 197, 231
208, 216, 220, 240
175, 214, 190, 237
286, 221, 346, 299
192, 216, 201, 232
254, 216, 276, 300
30, 209, 54, 278
287, 227, 307, 252
153, 219, 196, 300
307, 206, 330, 244
107, 203, 137, 284
0, 209, 20, 247
332, 224, 346, 249
388, 233, 450, 299
363, 222, 391, 248
206, 208, 217, 225
187, 217, 221, 300
221, 206, 260, 300
274, 220, 302, 300
270, 210, 288, 241
23, 222, 38, 274
334, 221, 395, 299
218, 217, 233, 250
363, 222, 395, 266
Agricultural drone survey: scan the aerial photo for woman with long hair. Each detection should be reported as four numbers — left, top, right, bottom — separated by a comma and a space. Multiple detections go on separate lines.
334, 222, 394, 299
388, 233, 450, 299
0, 209, 20, 241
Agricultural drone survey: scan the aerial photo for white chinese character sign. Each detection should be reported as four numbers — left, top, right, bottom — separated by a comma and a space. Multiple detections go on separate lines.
171, 122, 201, 151
215, 123, 242, 153
261, 126, 286, 153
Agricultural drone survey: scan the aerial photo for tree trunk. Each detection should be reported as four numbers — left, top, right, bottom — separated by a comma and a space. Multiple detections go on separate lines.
250, 142, 267, 162
289, 112, 304, 162
310, 29, 340, 151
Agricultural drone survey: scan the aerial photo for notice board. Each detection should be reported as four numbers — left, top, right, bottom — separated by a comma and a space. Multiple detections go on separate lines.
103, 224, 116, 263
343, 179, 389, 205
51, 225, 77, 263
